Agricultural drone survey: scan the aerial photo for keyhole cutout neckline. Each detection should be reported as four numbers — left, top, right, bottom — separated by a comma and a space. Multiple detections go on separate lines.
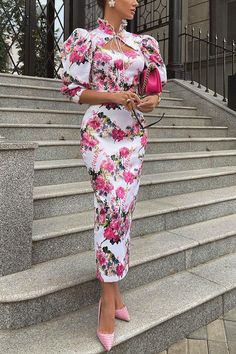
101, 37, 136, 55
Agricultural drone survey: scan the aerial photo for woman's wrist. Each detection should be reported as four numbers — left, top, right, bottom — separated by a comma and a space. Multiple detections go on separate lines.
148, 93, 161, 100
100, 92, 117, 103
153, 94, 161, 107
151, 93, 161, 100
109, 92, 118, 103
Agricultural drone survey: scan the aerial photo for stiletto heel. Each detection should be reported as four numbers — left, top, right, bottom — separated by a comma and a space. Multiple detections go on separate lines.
96, 297, 115, 351
115, 304, 130, 321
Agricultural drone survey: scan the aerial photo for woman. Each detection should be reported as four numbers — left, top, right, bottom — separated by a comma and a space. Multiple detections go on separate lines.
60, 0, 167, 350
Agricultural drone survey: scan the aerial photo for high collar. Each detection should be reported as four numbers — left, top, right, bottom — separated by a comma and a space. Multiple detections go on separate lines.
97, 17, 127, 36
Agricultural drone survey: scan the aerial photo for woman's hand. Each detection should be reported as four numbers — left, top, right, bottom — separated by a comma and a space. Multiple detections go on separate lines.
110, 91, 141, 111
136, 94, 161, 113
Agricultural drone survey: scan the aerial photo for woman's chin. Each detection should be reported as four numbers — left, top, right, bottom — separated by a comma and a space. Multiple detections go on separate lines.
125, 14, 135, 20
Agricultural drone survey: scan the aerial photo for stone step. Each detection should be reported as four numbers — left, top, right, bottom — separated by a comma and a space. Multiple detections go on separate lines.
0, 72, 61, 87
0, 123, 80, 141
0, 73, 172, 95
34, 150, 236, 186
146, 125, 228, 138
32, 184, 236, 261
33, 138, 236, 160
144, 113, 212, 126
0, 107, 213, 126
79, 105, 198, 116
1, 250, 235, 352
143, 137, 236, 154
33, 166, 236, 220
0, 82, 172, 99
0, 123, 228, 141
86, 96, 185, 107
0, 94, 183, 111
153, 105, 198, 116
0, 216, 235, 329
77, 105, 197, 116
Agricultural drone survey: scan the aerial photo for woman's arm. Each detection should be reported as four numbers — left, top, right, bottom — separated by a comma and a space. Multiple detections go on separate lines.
80, 89, 141, 110
79, 90, 115, 105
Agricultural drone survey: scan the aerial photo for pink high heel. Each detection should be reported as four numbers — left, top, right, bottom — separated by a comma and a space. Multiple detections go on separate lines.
115, 304, 130, 321
96, 298, 115, 351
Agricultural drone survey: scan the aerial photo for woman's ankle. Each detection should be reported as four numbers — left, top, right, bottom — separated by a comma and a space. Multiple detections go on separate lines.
98, 298, 115, 333
101, 296, 115, 308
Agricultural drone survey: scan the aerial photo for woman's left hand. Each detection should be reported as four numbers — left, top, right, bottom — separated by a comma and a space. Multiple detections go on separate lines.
136, 95, 161, 113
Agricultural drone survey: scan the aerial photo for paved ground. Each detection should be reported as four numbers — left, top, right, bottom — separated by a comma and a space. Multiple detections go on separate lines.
158, 305, 236, 354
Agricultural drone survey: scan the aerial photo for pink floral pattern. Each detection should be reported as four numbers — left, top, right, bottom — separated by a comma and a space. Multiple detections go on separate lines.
59, 17, 167, 282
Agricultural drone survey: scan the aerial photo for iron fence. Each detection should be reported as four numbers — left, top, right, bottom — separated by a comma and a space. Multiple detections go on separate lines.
0, 0, 26, 74
180, 26, 236, 101
135, 0, 169, 33
1, 0, 235, 103
0, 0, 64, 77
0, 0, 169, 78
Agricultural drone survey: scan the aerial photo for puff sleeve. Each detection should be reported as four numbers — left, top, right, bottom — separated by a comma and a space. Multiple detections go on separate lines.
59, 28, 93, 104
141, 34, 167, 88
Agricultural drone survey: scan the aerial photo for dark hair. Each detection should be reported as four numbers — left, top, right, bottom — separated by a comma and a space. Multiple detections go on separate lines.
97, 0, 105, 12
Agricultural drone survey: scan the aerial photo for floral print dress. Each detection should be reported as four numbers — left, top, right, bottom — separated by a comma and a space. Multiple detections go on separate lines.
59, 17, 167, 282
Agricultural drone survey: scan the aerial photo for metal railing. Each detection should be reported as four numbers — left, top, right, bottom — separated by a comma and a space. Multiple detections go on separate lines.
156, 32, 169, 65
180, 26, 236, 102
1, 0, 235, 102
0, 0, 170, 77
0, 0, 64, 77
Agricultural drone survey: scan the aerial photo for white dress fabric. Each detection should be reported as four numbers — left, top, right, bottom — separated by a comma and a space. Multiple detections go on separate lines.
59, 17, 167, 282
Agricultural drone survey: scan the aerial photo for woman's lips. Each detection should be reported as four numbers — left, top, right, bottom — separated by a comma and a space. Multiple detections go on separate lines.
130, 9, 136, 15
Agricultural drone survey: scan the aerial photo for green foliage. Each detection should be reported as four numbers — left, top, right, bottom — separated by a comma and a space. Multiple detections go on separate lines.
0, 0, 62, 77
0, 0, 25, 73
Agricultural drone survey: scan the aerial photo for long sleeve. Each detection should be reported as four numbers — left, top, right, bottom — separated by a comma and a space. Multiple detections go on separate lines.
141, 34, 167, 88
59, 28, 93, 104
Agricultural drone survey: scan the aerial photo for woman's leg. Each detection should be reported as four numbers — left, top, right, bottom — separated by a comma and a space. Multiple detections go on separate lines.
99, 281, 126, 333
99, 282, 116, 333
113, 282, 125, 309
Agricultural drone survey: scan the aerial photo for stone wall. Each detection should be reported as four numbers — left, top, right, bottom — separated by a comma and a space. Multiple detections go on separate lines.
187, 0, 210, 34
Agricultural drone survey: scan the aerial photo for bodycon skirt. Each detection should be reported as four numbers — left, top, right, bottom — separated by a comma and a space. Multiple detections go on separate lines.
79, 103, 148, 282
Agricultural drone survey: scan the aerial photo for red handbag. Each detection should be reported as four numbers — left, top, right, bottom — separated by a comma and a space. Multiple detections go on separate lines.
131, 63, 164, 129
138, 63, 162, 98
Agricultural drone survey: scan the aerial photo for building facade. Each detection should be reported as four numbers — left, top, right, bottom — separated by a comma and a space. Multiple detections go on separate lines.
0, 0, 235, 96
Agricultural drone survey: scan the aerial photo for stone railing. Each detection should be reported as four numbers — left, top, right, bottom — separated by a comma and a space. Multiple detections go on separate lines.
0, 140, 38, 276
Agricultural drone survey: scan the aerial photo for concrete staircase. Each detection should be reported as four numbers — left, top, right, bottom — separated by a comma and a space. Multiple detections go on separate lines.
0, 72, 236, 353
